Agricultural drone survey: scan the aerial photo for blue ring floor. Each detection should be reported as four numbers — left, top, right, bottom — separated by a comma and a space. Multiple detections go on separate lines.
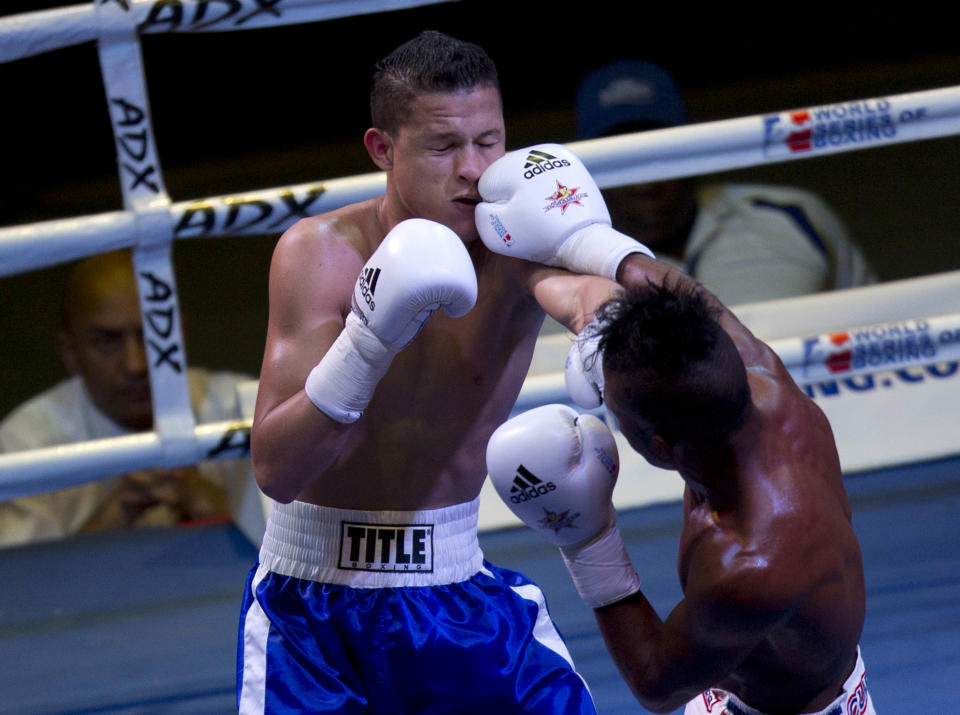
1, 456, 957, 713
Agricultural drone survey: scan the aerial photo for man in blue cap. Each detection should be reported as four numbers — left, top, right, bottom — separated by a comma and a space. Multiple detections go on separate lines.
575, 59, 876, 306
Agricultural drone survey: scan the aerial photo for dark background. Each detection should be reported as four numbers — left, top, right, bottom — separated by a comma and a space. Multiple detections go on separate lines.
2, 1, 960, 419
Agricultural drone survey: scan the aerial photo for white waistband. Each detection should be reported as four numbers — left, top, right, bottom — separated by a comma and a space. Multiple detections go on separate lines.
259, 497, 484, 588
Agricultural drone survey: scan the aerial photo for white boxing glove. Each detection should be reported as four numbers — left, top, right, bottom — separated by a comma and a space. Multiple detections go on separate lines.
565, 320, 605, 409
305, 218, 477, 423
486, 404, 641, 607
475, 143, 654, 280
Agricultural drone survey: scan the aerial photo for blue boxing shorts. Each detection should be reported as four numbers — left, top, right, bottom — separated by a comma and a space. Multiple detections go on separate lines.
237, 497, 596, 714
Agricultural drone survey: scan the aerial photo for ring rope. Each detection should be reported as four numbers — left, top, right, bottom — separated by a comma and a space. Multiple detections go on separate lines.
571, 85, 960, 189
513, 301, 960, 413
0, 419, 251, 502
0, 0, 455, 63
4, 84, 960, 277
0, 175, 383, 278
5, 293, 960, 501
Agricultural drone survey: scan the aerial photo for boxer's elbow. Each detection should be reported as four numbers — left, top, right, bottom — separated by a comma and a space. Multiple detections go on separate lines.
250, 401, 347, 503
608, 648, 697, 713
252, 453, 297, 504
251, 428, 338, 504
629, 674, 702, 713
250, 432, 301, 504
633, 689, 683, 714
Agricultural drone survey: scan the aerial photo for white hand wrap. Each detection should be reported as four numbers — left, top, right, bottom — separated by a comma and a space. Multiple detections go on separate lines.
565, 320, 605, 409
560, 523, 642, 608
557, 222, 654, 281
304, 312, 395, 423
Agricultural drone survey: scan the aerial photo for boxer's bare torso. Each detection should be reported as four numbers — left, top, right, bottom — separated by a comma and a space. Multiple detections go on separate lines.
293, 199, 547, 510
675, 349, 865, 711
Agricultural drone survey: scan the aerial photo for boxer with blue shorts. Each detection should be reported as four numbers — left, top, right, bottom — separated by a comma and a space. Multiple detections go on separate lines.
246, 30, 647, 714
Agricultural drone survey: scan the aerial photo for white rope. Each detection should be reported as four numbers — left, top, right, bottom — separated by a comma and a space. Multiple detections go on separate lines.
0, 420, 251, 501
571, 85, 960, 187
766, 312, 960, 384
512, 303, 960, 412
0, 176, 384, 277
0, 0, 457, 63
4, 84, 960, 276
6, 289, 960, 500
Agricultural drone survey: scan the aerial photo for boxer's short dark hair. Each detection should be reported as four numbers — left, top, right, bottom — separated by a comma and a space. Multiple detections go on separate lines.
370, 30, 500, 134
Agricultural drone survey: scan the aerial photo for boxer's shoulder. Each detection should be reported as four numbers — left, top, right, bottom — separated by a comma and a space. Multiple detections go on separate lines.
274, 204, 378, 282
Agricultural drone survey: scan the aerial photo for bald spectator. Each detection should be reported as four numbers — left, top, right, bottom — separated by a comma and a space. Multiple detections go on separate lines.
0, 250, 253, 546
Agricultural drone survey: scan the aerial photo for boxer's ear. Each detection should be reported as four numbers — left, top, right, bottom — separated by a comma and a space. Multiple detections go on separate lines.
364, 128, 393, 171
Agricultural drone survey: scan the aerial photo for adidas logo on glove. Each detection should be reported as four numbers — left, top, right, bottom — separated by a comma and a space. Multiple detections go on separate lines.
509, 465, 557, 503
522, 149, 571, 180
357, 266, 381, 311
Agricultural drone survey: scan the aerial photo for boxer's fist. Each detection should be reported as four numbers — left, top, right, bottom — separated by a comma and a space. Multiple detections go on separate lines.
475, 143, 653, 279
486, 404, 619, 548
352, 218, 477, 351
306, 219, 477, 423
487, 404, 642, 608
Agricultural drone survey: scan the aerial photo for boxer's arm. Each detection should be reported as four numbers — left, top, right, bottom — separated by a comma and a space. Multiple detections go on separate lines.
524, 262, 621, 336
251, 221, 358, 503
592, 530, 795, 712
486, 404, 791, 710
